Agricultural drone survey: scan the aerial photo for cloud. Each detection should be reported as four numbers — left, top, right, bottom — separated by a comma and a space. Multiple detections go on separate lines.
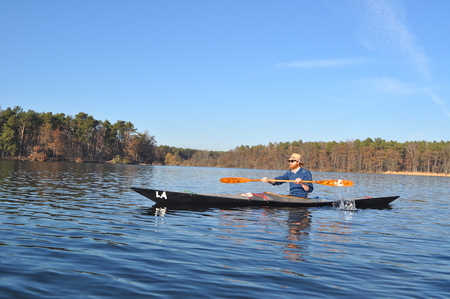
275, 58, 366, 68
342, 77, 418, 105
353, 77, 417, 96
356, 0, 431, 80
423, 88, 450, 117
366, 77, 416, 95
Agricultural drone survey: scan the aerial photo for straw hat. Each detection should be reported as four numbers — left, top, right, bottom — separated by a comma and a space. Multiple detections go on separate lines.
287, 153, 302, 163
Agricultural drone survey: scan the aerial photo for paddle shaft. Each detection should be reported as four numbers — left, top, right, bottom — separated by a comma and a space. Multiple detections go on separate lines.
269, 179, 311, 183
220, 177, 353, 187
243, 179, 314, 183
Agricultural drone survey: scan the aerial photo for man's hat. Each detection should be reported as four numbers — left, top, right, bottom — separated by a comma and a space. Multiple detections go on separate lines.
287, 153, 302, 163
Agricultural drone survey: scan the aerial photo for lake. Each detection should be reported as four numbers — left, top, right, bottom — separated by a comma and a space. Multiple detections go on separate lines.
0, 161, 449, 298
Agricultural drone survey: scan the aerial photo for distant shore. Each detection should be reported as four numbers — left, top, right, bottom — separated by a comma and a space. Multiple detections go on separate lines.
383, 171, 450, 177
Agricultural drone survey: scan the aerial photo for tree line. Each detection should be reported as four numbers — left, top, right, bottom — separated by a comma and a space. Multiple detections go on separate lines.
0, 106, 156, 164
161, 139, 450, 174
1, 106, 449, 174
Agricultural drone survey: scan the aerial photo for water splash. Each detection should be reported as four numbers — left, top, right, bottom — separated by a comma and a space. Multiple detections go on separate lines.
330, 192, 356, 211
338, 198, 356, 211
330, 188, 357, 211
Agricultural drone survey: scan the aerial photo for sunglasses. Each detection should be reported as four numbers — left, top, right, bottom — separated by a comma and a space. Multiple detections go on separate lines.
288, 160, 298, 163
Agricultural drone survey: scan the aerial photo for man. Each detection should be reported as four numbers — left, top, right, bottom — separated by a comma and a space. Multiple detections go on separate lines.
261, 153, 313, 198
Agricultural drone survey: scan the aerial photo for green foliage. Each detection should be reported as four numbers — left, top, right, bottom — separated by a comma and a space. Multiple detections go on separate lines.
159, 138, 450, 174
0, 106, 156, 163
110, 155, 130, 164
1, 106, 448, 174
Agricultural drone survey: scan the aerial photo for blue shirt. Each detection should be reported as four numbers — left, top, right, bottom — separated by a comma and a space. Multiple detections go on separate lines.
273, 167, 314, 198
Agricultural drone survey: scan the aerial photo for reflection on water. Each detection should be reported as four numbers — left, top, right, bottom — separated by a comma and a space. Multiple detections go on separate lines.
147, 205, 353, 265
284, 209, 311, 261
1, 161, 449, 298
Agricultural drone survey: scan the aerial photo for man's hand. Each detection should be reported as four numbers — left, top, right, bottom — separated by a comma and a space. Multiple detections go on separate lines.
294, 178, 303, 184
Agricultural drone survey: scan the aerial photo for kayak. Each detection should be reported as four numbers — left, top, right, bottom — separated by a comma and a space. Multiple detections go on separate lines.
131, 187, 399, 208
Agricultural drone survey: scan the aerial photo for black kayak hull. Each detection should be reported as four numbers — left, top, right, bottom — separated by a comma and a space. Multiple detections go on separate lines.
131, 187, 399, 209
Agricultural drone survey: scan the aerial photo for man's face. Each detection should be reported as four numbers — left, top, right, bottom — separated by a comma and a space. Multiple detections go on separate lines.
288, 160, 299, 170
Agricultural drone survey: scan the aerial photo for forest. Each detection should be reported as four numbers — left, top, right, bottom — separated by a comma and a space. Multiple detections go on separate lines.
1, 106, 450, 174
0, 106, 157, 164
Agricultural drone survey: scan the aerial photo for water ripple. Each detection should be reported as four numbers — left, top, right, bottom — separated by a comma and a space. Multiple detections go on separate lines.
0, 162, 449, 298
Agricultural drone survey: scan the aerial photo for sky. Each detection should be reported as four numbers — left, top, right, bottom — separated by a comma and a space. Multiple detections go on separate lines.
1, 0, 449, 151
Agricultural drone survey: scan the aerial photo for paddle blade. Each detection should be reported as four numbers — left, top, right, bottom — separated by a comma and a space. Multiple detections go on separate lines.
316, 179, 353, 187
220, 177, 257, 183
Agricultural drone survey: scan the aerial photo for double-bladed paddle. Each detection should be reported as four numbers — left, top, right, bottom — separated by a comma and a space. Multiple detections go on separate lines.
220, 177, 353, 187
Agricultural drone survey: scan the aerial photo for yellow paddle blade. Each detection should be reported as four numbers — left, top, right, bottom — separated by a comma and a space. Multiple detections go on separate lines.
220, 177, 260, 183
314, 179, 353, 187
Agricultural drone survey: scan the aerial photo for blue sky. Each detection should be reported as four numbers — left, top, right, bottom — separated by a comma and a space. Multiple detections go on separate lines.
1, 0, 449, 151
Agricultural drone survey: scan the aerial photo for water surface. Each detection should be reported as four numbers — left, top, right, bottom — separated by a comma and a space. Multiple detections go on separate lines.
0, 161, 449, 298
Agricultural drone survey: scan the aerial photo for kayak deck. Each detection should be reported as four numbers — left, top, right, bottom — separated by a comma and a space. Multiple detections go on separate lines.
131, 187, 399, 209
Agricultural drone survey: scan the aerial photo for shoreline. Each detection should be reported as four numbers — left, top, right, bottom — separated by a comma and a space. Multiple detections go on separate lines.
2, 159, 450, 177
383, 171, 450, 177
